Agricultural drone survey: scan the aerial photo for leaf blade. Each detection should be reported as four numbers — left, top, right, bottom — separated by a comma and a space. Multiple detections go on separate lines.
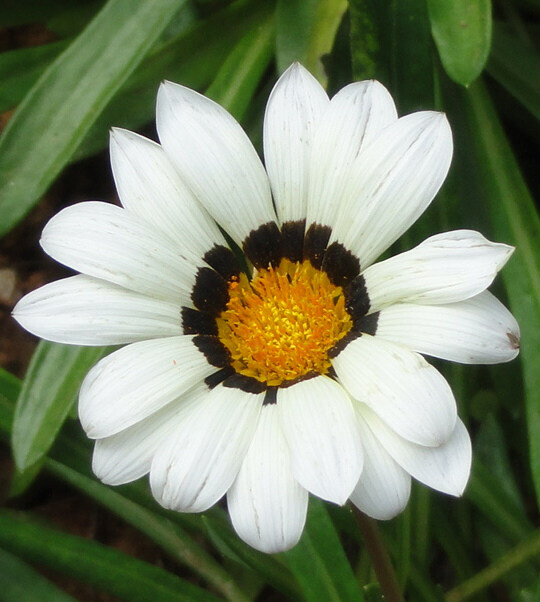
0, 0, 185, 238
276, 0, 347, 85
11, 342, 109, 471
283, 499, 364, 602
487, 23, 540, 121
460, 80, 540, 505
428, 0, 492, 86
0, 510, 219, 602
0, 546, 76, 602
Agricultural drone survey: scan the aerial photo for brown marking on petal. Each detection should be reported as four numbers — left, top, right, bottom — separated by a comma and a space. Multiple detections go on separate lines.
507, 331, 520, 350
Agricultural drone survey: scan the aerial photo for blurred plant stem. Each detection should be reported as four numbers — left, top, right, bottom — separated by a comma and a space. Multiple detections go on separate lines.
352, 505, 405, 602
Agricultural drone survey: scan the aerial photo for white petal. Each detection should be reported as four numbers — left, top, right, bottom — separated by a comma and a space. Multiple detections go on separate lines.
110, 128, 225, 255
278, 376, 363, 505
350, 408, 411, 520
333, 335, 456, 447
363, 407, 472, 496
227, 404, 308, 553
92, 385, 205, 485
363, 230, 514, 312
79, 336, 213, 438
157, 81, 276, 247
338, 111, 453, 267
41, 202, 200, 304
150, 384, 263, 513
376, 291, 520, 364
306, 80, 398, 234
12, 274, 182, 345
264, 63, 329, 223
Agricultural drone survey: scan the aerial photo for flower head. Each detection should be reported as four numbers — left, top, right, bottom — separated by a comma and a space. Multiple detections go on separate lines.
13, 64, 519, 553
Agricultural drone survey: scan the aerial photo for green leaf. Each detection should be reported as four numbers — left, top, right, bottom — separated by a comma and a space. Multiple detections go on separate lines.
9, 461, 44, 499
0, 0, 185, 239
206, 12, 274, 121
351, 0, 435, 112
349, 0, 381, 82
475, 415, 528, 517
0, 510, 219, 602
446, 530, 540, 602
487, 22, 540, 121
202, 513, 300, 599
11, 342, 109, 472
349, 0, 434, 114
0, 547, 75, 602
47, 459, 250, 602
284, 499, 364, 601
276, 0, 347, 85
428, 0, 492, 86
461, 80, 540, 506
73, 0, 270, 162
467, 459, 535, 543
0, 41, 69, 113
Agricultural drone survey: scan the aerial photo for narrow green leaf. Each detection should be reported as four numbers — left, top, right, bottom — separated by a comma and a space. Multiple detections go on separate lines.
428, 0, 492, 86
206, 12, 274, 121
475, 415, 529, 516
276, 0, 347, 85
0, 510, 219, 602
446, 530, 540, 602
349, 0, 380, 81
0, 42, 68, 113
467, 460, 535, 542
202, 514, 300, 599
9, 461, 44, 499
349, 0, 434, 113
0, 0, 185, 238
47, 459, 249, 602
11, 342, 109, 472
276, 0, 318, 72
432, 505, 476, 582
351, 0, 435, 114
0, 547, 75, 602
487, 23, 540, 121
284, 499, 364, 601
73, 0, 270, 162
461, 81, 540, 505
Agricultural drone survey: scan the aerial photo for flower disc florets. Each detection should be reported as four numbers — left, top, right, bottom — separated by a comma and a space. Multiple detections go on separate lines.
217, 259, 353, 386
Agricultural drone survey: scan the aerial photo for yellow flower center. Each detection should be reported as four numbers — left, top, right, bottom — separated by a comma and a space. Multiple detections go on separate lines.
217, 258, 353, 387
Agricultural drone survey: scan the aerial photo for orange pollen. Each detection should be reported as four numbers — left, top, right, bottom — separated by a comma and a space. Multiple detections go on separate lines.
217, 259, 353, 386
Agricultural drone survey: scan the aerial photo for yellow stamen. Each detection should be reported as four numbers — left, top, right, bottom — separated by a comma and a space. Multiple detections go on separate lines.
217, 259, 353, 386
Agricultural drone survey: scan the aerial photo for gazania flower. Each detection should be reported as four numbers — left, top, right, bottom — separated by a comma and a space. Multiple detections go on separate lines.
13, 64, 519, 553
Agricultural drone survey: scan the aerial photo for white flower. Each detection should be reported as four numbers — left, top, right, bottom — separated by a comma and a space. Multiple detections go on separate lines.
13, 64, 519, 554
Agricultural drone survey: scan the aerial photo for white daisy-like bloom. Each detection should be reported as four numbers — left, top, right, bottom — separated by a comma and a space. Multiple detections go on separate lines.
13, 64, 519, 554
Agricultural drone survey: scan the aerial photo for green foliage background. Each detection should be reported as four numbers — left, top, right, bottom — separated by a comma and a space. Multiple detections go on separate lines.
0, 0, 539, 600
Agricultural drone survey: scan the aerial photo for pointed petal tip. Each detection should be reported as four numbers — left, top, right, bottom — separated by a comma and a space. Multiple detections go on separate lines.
158, 78, 200, 105
109, 126, 138, 144
278, 61, 321, 88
